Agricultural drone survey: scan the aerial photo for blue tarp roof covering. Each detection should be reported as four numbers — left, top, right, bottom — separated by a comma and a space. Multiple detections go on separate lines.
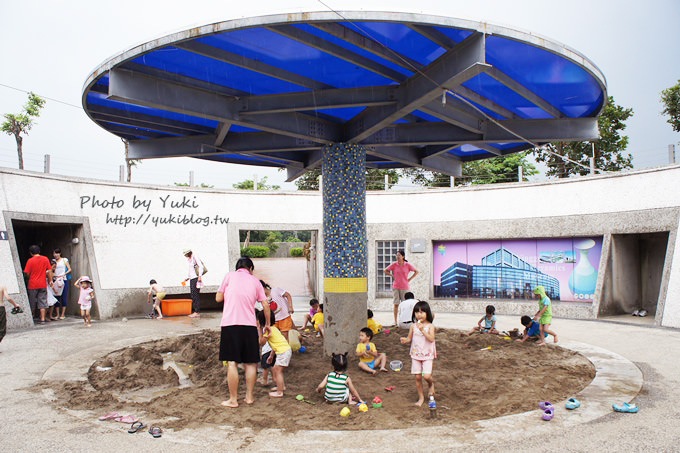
82, 11, 606, 179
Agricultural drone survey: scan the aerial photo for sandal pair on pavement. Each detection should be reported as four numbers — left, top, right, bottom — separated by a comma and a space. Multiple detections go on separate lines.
10, 306, 23, 314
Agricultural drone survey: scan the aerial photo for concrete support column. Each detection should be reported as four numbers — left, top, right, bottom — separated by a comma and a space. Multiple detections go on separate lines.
322, 143, 368, 356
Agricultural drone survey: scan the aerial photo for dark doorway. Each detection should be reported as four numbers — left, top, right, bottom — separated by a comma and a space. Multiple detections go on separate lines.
599, 232, 669, 319
11, 219, 98, 319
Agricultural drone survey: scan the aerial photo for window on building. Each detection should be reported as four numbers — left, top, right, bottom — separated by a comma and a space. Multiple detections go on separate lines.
376, 240, 406, 293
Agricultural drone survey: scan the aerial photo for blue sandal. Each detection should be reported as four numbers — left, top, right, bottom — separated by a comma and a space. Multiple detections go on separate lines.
612, 402, 638, 413
566, 398, 581, 410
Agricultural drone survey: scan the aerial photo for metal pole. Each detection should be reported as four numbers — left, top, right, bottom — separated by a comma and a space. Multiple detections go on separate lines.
43, 154, 50, 173
518, 165, 523, 182
450, 176, 455, 187
253, 174, 258, 190
119, 165, 125, 182
384, 174, 388, 191
189, 171, 194, 187
670, 144, 676, 164
590, 157, 595, 174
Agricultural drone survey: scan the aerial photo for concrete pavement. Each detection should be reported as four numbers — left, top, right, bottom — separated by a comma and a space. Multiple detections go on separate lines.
1, 308, 678, 451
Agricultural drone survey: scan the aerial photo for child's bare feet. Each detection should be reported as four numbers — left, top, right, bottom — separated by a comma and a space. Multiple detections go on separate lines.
268, 391, 284, 398
414, 398, 424, 407
553, 335, 559, 343
221, 399, 238, 408
380, 367, 389, 372
270, 386, 286, 392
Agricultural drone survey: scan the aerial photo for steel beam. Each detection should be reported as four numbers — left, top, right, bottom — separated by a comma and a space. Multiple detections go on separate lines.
108, 69, 341, 143
238, 86, 397, 114
266, 24, 408, 82
311, 22, 423, 71
346, 33, 487, 143
483, 66, 564, 119
175, 41, 333, 90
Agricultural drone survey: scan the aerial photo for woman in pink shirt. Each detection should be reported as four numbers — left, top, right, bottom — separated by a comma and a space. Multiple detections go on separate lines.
216, 257, 270, 408
384, 250, 418, 326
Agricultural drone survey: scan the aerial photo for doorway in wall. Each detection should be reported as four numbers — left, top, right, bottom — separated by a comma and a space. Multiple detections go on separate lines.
598, 232, 669, 322
239, 229, 316, 297
10, 218, 98, 320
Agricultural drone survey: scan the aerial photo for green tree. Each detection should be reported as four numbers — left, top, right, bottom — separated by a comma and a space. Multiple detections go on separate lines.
459, 152, 538, 185
533, 96, 633, 178
233, 176, 280, 190
661, 80, 680, 133
400, 151, 537, 187
294, 168, 399, 190
1, 92, 46, 169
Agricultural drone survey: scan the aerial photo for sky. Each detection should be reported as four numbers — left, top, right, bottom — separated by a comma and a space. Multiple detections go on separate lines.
1, 0, 679, 190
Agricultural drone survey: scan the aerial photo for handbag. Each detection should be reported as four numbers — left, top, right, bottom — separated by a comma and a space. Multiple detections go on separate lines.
193, 259, 208, 276
64, 258, 72, 280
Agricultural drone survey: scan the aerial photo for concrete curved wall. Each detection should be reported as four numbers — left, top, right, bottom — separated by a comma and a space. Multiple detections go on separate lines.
2, 165, 679, 330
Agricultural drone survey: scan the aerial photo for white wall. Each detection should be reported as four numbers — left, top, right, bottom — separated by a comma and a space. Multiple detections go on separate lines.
2, 165, 680, 328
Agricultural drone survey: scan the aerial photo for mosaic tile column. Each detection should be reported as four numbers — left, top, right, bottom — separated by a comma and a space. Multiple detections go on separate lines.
322, 143, 368, 356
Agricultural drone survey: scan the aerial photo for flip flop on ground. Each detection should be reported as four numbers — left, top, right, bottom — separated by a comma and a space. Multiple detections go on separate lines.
148, 426, 162, 438
115, 415, 138, 424
128, 421, 147, 433
98, 411, 120, 421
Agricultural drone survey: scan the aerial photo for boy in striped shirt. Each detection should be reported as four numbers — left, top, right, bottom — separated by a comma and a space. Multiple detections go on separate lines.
316, 352, 364, 404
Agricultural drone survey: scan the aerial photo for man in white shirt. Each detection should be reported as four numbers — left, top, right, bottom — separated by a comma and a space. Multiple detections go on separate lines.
397, 292, 418, 329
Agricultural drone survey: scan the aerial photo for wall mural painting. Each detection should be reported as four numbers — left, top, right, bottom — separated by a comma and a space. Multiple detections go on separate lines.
433, 237, 603, 303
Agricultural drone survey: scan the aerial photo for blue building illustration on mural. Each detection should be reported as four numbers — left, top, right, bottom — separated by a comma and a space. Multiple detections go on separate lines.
436, 247, 560, 300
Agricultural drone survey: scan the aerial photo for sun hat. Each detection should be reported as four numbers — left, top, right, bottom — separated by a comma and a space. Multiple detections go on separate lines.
80, 276, 92, 283
182, 248, 192, 255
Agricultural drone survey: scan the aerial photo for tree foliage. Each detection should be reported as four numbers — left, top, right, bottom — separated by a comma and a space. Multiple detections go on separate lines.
400, 151, 537, 187
459, 152, 538, 185
233, 176, 280, 190
1, 92, 46, 169
533, 96, 634, 178
294, 168, 399, 190
661, 80, 680, 133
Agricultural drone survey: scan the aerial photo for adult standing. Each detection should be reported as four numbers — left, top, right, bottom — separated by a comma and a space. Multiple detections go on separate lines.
23, 245, 53, 324
183, 248, 204, 318
260, 280, 294, 341
216, 257, 270, 408
53, 248, 71, 319
1, 284, 23, 348
384, 249, 418, 326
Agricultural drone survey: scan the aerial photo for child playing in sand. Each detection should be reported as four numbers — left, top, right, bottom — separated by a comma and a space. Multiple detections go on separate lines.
367, 309, 382, 334
316, 352, 364, 404
311, 303, 324, 337
356, 327, 388, 375
467, 305, 498, 335
516, 315, 546, 343
533, 286, 558, 345
74, 276, 95, 327
147, 279, 165, 319
298, 298, 319, 331
400, 301, 436, 406
256, 310, 291, 398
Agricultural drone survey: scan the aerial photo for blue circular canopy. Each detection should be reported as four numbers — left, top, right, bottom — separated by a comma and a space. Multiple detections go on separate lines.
82, 11, 606, 180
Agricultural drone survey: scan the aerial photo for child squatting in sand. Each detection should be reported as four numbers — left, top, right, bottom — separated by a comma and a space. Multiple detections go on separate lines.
317, 352, 364, 404
400, 301, 436, 406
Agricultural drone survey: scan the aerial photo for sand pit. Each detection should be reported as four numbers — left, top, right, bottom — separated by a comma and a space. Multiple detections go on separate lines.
39, 328, 594, 432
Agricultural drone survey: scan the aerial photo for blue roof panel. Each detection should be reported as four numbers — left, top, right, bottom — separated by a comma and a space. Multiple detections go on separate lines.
131, 46, 306, 94
340, 22, 446, 65
486, 36, 603, 117
198, 28, 397, 88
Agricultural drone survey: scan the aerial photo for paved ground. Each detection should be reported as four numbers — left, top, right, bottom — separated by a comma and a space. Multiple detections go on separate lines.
1, 305, 678, 451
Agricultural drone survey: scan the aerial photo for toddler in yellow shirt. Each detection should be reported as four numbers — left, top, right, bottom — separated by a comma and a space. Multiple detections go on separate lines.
356, 327, 388, 375
256, 310, 292, 398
